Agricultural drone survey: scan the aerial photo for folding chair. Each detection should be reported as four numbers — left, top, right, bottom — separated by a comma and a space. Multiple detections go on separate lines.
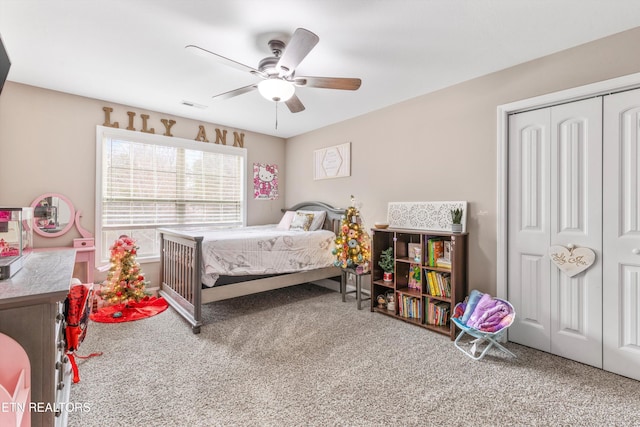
451, 298, 517, 361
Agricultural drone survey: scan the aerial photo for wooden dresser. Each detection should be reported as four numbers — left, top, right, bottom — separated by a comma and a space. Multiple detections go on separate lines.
0, 250, 75, 427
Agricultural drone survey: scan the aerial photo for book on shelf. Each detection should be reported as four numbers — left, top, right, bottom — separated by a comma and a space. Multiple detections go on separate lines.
438, 272, 451, 297
435, 239, 452, 269
398, 294, 421, 319
408, 263, 421, 291
427, 238, 444, 267
433, 240, 444, 264
425, 271, 451, 297
427, 271, 436, 296
436, 257, 452, 269
427, 300, 450, 326
443, 240, 451, 262
431, 272, 440, 297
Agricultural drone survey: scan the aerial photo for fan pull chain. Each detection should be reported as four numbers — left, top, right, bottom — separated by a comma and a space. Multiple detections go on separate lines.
275, 102, 279, 130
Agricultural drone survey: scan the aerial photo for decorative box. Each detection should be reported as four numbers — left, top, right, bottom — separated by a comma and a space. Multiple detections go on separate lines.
0, 207, 34, 280
73, 238, 95, 248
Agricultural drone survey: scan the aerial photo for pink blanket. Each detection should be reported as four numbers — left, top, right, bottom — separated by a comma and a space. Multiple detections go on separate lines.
466, 293, 512, 332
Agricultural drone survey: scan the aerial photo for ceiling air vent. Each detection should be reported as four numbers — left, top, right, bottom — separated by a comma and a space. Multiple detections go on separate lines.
181, 100, 207, 109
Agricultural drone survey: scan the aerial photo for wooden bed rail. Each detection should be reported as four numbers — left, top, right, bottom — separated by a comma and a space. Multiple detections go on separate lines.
159, 230, 203, 333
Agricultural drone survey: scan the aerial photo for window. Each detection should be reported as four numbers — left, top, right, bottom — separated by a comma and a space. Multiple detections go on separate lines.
96, 126, 247, 264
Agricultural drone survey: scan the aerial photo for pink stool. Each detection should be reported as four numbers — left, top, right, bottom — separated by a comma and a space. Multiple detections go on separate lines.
0, 333, 31, 427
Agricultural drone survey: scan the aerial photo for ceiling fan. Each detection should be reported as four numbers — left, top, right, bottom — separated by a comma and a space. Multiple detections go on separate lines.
186, 28, 362, 113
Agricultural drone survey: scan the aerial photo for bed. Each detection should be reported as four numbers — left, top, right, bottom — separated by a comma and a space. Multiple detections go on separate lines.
158, 201, 345, 333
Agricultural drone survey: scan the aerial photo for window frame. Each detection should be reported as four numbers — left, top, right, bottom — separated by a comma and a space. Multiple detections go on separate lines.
95, 125, 247, 265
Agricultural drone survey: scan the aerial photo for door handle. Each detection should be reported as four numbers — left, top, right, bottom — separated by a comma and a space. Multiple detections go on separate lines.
633, 248, 640, 255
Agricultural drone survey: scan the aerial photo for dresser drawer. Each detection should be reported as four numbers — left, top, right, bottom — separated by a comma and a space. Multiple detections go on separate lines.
73, 238, 95, 248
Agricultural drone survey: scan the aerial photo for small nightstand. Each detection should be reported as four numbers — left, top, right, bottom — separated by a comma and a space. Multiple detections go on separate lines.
340, 267, 371, 310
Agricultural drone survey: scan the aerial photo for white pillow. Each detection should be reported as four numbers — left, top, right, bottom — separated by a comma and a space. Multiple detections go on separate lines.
276, 211, 296, 230
290, 211, 315, 231
296, 210, 327, 231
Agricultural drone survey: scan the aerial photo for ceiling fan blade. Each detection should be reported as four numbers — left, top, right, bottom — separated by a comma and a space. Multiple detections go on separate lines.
277, 28, 319, 77
212, 84, 257, 100
285, 94, 305, 113
293, 76, 362, 91
186, 45, 267, 78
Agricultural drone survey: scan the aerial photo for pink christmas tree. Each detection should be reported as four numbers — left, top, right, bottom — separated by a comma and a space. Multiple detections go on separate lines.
99, 235, 149, 305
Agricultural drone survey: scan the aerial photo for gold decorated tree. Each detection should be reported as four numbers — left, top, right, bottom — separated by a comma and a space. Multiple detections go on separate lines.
333, 196, 371, 271
99, 235, 149, 305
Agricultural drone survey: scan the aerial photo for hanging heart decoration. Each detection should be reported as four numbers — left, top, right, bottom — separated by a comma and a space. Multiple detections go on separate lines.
548, 245, 596, 277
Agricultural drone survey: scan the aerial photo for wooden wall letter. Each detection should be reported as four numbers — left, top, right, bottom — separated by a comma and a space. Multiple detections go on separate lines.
102, 107, 119, 128
126, 111, 136, 131
233, 132, 244, 148
140, 114, 154, 134
195, 125, 209, 142
161, 119, 176, 137
215, 129, 227, 145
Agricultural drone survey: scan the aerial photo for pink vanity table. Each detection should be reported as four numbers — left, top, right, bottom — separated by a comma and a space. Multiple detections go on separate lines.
31, 193, 95, 285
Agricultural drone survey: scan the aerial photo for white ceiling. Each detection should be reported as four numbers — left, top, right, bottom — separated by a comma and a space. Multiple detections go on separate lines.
1, 0, 640, 138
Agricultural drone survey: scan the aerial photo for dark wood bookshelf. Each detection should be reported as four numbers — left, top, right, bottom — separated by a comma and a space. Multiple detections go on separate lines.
396, 287, 421, 297
370, 227, 468, 340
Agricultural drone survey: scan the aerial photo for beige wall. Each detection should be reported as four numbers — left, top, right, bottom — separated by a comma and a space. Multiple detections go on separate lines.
0, 83, 286, 284
285, 26, 640, 295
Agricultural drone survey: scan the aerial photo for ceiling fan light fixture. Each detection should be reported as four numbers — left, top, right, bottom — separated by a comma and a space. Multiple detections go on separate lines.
194, 27, 359, 115
258, 78, 295, 102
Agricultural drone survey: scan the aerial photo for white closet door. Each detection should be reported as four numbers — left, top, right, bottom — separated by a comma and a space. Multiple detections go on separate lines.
508, 108, 552, 352
549, 98, 602, 368
603, 88, 640, 381
508, 98, 602, 368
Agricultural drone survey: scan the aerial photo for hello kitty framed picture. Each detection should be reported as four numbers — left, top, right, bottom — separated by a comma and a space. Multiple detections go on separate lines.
253, 163, 279, 200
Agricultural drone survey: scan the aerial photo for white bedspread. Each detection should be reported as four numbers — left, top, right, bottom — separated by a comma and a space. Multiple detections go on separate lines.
177, 225, 337, 287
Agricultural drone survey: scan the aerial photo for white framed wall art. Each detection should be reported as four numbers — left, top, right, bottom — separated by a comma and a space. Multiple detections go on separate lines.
387, 201, 468, 232
313, 142, 351, 180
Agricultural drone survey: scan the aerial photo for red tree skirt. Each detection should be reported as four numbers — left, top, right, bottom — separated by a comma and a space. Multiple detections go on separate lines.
90, 296, 169, 323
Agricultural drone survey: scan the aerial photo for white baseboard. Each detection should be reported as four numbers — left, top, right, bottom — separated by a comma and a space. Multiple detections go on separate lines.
311, 278, 342, 292
311, 278, 370, 296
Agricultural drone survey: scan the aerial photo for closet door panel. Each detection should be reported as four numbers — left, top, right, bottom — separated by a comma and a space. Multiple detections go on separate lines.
549, 98, 602, 368
508, 109, 551, 351
603, 89, 640, 381
620, 266, 640, 347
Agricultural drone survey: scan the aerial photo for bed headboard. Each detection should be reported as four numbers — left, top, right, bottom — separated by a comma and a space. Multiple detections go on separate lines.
282, 201, 345, 234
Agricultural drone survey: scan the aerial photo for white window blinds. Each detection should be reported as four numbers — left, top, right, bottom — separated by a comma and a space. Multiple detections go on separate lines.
96, 126, 247, 263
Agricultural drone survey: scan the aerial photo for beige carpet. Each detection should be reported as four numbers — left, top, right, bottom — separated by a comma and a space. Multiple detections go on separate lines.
68, 283, 640, 426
